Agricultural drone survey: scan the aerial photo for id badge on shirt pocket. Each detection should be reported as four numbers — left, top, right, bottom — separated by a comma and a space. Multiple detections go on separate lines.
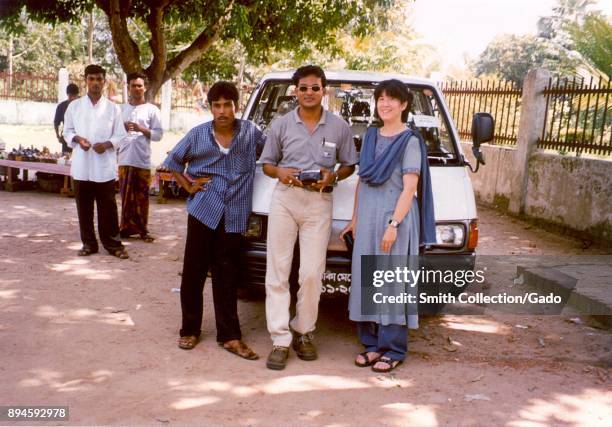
319, 139, 337, 167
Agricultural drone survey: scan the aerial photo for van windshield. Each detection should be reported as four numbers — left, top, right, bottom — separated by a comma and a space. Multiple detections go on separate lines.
247, 80, 461, 165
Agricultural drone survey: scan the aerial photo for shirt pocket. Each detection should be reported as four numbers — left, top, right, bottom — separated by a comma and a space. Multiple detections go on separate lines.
232, 149, 253, 174
318, 142, 337, 168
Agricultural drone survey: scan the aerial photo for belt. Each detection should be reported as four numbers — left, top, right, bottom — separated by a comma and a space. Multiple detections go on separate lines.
300, 184, 333, 193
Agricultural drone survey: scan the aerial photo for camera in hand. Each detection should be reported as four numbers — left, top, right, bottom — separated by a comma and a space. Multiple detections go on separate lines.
296, 169, 322, 184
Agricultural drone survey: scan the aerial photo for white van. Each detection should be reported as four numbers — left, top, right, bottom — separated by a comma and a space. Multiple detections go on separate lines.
240, 71, 491, 295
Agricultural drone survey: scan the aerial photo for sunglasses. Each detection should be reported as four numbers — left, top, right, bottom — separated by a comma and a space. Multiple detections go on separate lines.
297, 85, 322, 92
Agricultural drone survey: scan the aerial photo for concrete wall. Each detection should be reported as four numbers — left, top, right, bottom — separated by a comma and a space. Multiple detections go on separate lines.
0, 69, 211, 132
525, 153, 612, 242
0, 99, 211, 132
169, 110, 211, 132
0, 100, 57, 126
461, 141, 612, 244
461, 142, 520, 210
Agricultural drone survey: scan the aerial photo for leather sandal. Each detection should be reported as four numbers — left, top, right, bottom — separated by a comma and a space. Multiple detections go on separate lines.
220, 340, 259, 360
371, 356, 403, 373
355, 351, 381, 367
110, 248, 129, 259
178, 335, 199, 350
77, 246, 98, 256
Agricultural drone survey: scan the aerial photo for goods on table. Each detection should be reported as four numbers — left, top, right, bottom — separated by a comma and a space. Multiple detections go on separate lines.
3, 145, 63, 163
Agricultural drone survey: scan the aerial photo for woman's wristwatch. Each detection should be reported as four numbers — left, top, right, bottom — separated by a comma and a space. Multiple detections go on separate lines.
388, 219, 400, 228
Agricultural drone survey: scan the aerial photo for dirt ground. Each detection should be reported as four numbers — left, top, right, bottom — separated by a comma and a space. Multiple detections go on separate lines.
0, 188, 610, 427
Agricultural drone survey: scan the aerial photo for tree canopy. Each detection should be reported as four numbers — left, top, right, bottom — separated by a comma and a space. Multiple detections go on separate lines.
1, 0, 395, 98
472, 34, 577, 85
566, 13, 612, 77
473, 0, 610, 84
248, 0, 438, 77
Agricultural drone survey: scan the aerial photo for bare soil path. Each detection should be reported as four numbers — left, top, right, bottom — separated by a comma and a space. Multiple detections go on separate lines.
0, 191, 610, 427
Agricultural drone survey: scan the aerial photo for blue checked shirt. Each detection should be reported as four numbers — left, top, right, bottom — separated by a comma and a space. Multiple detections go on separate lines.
163, 119, 265, 233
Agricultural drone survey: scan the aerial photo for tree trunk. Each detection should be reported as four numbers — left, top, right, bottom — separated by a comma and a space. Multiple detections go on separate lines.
146, 79, 163, 103
237, 49, 246, 107
97, 0, 236, 101
88, 11, 94, 64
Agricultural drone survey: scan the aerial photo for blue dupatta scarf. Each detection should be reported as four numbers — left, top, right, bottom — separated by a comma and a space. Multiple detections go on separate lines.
358, 127, 437, 246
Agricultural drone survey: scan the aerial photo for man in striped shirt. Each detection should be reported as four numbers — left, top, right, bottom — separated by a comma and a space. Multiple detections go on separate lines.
163, 81, 264, 360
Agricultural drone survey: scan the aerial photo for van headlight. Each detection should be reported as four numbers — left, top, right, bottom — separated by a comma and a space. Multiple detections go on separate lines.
243, 215, 263, 239
435, 224, 465, 247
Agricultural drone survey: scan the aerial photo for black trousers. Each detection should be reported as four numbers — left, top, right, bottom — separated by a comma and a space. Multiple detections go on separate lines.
74, 179, 124, 253
180, 214, 242, 342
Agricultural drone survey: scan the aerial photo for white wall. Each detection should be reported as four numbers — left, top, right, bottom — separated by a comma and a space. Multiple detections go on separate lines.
0, 100, 57, 126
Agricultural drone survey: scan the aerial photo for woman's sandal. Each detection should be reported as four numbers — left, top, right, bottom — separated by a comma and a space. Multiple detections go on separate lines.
355, 352, 381, 367
178, 335, 199, 350
220, 340, 259, 360
110, 248, 129, 259
371, 356, 403, 373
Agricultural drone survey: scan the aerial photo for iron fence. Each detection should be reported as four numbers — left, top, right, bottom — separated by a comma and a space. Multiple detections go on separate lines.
171, 79, 199, 111
539, 76, 611, 156
440, 80, 522, 146
0, 72, 57, 102
0, 72, 251, 113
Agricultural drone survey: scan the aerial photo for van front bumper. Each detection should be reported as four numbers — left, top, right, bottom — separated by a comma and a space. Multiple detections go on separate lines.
242, 242, 476, 298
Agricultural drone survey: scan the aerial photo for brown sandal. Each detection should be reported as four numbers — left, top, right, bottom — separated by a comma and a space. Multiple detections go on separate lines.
371, 356, 403, 373
355, 351, 381, 367
77, 247, 98, 256
110, 248, 129, 259
178, 335, 199, 350
221, 340, 259, 360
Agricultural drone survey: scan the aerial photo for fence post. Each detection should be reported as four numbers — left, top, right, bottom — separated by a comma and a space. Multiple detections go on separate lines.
509, 68, 551, 215
58, 68, 69, 103
161, 79, 172, 130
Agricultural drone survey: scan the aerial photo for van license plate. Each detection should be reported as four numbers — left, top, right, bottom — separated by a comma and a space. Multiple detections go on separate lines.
321, 270, 351, 295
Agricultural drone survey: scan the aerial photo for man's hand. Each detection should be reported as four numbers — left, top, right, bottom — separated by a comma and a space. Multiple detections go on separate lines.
124, 121, 141, 133
188, 176, 212, 194
276, 167, 303, 187
74, 136, 91, 151
312, 169, 336, 192
93, 141, 112, 154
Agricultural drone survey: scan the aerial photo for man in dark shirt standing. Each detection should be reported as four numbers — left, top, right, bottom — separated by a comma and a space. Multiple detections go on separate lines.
54, 83, 80, 154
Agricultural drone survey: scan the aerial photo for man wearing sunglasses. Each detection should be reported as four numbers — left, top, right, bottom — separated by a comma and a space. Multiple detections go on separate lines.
260, 65, 358, 370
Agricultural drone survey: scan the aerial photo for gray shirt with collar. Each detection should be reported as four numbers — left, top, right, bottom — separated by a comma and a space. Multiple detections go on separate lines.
259, 107, 358, 171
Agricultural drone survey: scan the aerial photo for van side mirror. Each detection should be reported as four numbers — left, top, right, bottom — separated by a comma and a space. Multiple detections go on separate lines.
471, 112, 494, 147
467, 112, 493, 173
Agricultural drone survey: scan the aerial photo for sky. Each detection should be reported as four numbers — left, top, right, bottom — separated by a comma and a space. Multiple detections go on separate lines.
408, 0, 611, 73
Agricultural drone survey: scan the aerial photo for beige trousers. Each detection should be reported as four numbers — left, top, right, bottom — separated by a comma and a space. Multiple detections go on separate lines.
265, 183, 333, 347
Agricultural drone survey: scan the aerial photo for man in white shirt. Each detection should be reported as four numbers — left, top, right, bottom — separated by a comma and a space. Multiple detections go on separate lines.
63, 64, 129, 259
118, 72, 163, 242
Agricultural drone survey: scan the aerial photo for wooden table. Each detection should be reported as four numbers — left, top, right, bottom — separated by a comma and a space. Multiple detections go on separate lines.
0, 159, 73, 195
